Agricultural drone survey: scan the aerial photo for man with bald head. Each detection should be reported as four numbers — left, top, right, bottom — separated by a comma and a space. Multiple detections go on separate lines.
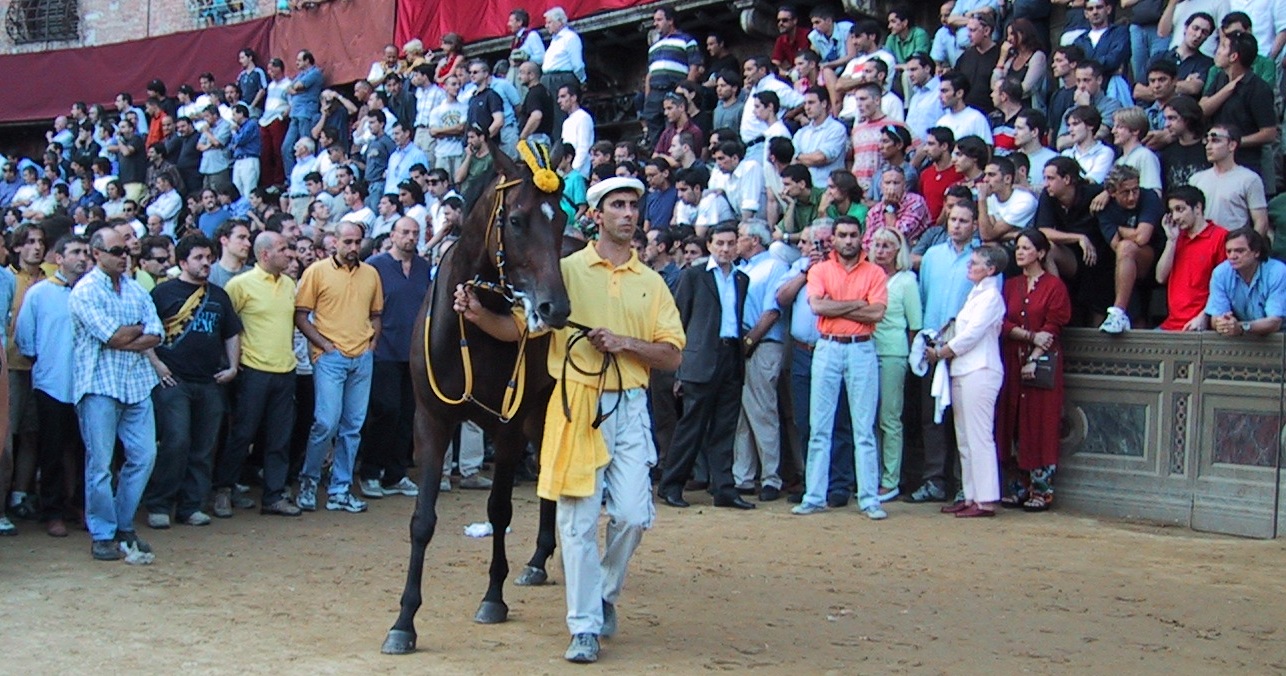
357, 217, 430, 499
295, 221, 384, 513
218, 231, 303, 517
70, 226, 164, 562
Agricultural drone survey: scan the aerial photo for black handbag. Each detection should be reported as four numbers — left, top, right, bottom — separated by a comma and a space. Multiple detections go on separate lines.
1025, 352, 1057, 390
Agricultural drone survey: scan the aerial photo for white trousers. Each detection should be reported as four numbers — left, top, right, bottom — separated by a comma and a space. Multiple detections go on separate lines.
444, 420, 484, 478
557, 388, 656, 635
232, 158, 259, 200
950, 368, 1002, 504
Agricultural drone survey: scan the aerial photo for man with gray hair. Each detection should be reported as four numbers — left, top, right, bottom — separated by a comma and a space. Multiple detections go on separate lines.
542, 6, 585, 144
731, 217, 791, 501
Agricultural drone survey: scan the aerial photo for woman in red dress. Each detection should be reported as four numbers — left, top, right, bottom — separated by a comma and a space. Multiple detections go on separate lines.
998, 229, 1072, 511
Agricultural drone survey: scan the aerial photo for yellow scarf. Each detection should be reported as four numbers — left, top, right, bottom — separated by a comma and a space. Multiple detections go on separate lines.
162, 283, 206, 343
537, 379, 610, 500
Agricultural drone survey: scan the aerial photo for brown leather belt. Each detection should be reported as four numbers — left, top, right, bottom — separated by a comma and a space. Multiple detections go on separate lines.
820, 333, 872, 344
793, 340, 814, 353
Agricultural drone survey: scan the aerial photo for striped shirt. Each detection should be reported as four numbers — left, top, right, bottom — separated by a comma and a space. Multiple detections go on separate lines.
69, 267, 163, 405
647, 30, 701, 87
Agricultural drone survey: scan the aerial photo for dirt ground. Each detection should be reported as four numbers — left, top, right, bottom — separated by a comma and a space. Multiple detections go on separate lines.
4, 484, 1285, 675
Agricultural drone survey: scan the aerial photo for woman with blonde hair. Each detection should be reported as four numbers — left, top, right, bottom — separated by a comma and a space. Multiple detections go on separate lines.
868, 226, 922, 501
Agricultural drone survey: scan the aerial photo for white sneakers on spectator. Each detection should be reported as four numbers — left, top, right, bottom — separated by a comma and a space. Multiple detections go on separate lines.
359, 479, 386, 499
326, 492, 368, 513
184, 511, 212, 526
439, 476, 453, 492
459, 474, 493, 490
1100, 307, 1131, 334
382, 477, 419, 496
147, 513, 171, 529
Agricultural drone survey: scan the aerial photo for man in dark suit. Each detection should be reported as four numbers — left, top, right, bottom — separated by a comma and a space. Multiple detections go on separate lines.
657, 222, 755, 509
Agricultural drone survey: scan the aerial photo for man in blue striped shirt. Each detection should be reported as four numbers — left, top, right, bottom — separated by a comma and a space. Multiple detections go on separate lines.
69, 227, 164, 563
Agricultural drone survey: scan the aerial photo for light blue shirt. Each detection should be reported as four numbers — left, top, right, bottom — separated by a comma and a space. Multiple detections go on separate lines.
906, 77, 947, 141
738, 249, 789, 342
706, 257, 739, 339
930, 26, 964, 68
792, 116, 849, 187
1205, 258, 1286, 323
809, 21, 854, 62
386, 141, 430, 194
490, 77, 522, 131
949, 0, 1001, 48
0, 266, 13, 346
919, 238, 979, 332
16, 272, 74, 403
543, 27, 586, 82
780, 260, 820, 344
289, 65, 325, 120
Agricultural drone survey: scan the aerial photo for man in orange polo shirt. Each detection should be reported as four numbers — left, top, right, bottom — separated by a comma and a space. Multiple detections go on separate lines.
294, 221, 384, 513
791, 218, 888, 519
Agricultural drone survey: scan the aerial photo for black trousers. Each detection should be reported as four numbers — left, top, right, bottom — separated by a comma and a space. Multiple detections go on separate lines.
659, 342, 742, 500
215, 367, 295, 505
34, 389, 81, 521
358, 360, 413, 484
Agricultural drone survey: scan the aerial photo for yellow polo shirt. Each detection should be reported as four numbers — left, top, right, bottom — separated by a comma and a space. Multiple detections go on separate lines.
538, 244, 686, 500
294, 257, 384, 360
225, 264, 298, 374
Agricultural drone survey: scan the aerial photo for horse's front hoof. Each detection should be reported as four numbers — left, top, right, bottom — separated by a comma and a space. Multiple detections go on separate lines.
514, 565, 549, 586
381, 629, 417, 654
474, 600, 509, 624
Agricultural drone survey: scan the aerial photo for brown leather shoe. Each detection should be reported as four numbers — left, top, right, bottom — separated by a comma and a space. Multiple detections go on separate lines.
940, 501, 970, 514
45, 519, 69, 537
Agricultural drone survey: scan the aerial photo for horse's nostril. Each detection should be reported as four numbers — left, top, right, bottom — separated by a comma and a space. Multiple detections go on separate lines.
537, 301, 555, 318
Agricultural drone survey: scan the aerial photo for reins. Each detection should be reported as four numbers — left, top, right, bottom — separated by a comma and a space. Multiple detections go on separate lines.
560, 320, 622, 429
423, 177, 530, 422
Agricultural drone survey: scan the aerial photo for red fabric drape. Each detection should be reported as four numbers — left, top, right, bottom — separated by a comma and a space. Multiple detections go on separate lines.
394, 0, 662, 50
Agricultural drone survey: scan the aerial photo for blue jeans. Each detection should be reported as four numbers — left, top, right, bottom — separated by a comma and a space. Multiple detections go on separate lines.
281, 115, 319, 175
77, 394, 157, 541
802, 339, 880, 510
301, 350, 373, 495
789, 344, 855, 496
1129, 24, 1169, 85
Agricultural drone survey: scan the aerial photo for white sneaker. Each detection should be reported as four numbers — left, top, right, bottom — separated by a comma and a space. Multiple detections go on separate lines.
326, 492, 368, 513
1099, 308, 1132, 334
439, 477, 452, 492
183, 511, 212, 526
146, 513, 171, 529
383, 477, 419, 497
459, 474, 493, 490
359, 478, 386, 499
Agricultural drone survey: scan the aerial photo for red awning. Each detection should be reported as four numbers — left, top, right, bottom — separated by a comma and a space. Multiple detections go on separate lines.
0, 0, 395, 124
395, 0, 662, 50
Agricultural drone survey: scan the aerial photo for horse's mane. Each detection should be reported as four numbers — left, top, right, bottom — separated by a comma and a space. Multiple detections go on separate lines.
461, 166, 500, 219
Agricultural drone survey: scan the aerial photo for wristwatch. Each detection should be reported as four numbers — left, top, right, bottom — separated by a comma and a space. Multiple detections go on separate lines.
744, 336, 755, 347
884, 204, 897, 214
1240, 321, 1251, 335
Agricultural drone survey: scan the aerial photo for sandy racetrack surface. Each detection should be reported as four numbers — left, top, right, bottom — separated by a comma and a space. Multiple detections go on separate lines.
5, 485, 1285, 674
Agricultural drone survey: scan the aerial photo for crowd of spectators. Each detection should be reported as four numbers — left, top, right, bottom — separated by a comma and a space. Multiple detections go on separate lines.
0, 0, 1285, 561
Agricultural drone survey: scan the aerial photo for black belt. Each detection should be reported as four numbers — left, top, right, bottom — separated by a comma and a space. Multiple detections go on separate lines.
719, 337, 740, 348
759, 338, 782, 344
820, 334, 871, 344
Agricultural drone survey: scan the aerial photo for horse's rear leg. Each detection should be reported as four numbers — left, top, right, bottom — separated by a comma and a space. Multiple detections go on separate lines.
474, 429, 524, 623
516, 498, 557, 586
382, 411, 449, 654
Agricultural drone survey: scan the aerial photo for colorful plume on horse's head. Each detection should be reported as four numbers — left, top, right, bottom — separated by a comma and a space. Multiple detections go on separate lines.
516, 140, 561, 194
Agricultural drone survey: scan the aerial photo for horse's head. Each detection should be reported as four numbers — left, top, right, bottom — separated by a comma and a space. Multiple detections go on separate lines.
489, 140, 571, 331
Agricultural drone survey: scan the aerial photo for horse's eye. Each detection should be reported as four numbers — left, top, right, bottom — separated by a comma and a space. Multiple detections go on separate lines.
509, 215, 523, 228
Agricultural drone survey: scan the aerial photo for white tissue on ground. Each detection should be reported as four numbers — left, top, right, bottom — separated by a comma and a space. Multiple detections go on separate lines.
464, 521, 512, 537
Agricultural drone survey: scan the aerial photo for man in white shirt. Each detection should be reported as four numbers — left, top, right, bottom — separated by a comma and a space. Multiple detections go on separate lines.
934, 71, 993, 144
558, 83, 595, 178
673, 169, 733, 238
978, 156, 1038, 243
339, 183, 376, 231
428, 74, 467, 178
739, 55, 804, 147
709, 140, 764, 220
145, 174, 182, 238
541, 6, 586, 144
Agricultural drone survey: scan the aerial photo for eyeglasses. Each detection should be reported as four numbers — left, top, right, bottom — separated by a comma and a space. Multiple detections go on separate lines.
1206, 132, 1230, 141
426, 179, 442, 185
95, 245, 129, 257
148, 255, 169, 264
776, 17, 792, 23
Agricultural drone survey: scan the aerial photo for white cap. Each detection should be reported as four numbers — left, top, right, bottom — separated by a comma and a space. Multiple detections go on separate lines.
586, 177, 644, 211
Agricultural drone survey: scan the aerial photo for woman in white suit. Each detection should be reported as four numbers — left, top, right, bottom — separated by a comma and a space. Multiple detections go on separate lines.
926, 228, 1008, 518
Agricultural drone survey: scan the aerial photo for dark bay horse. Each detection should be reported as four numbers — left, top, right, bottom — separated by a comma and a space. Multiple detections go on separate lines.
382, 142, 570, 655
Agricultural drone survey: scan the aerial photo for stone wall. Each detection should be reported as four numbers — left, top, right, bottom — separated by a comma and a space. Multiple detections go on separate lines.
1057, 329, 1285, 539
0, 0, 266, 55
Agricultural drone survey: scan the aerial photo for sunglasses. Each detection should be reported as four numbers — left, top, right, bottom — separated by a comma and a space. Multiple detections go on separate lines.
96, 245, 129, 257
1206, 133, 1230, 141
148, 255, 169, 263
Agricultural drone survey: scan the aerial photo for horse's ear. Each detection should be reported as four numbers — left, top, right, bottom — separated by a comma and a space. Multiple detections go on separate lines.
488, 134, 522, 180
549, 141, 564, 170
